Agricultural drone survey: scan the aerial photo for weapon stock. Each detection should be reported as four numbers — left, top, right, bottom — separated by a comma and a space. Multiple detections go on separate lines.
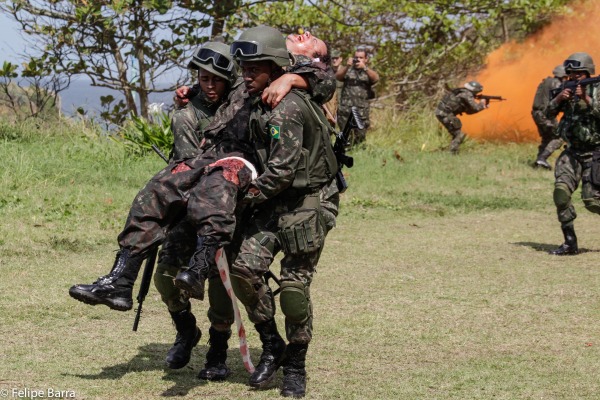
550, 75, 600, 100
151, 144, 169, 163
333, 106, 364, 193
132, 248, 158, 331
476, 94, 507, 102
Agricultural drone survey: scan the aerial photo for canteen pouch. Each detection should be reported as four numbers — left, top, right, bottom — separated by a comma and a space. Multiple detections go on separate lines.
591, 151, 600, 186
277, 207, 324, 255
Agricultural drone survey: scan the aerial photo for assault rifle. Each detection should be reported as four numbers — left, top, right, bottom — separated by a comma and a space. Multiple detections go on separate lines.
475, 94, 507, 102
132, 248, 158, 331
333, 106, 364, 193
550, 75, 600, 100
133, 144, 169, 331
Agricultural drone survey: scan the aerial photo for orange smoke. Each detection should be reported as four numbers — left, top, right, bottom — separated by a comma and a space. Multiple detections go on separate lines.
462, 0, 600, 142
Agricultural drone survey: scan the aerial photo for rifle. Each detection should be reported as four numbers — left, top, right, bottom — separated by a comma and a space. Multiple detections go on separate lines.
132, 248, 158, 331
333, 106, 364, 193
550, 75, 600, 100
133, 144, 169, 331
475, 94, 507, 102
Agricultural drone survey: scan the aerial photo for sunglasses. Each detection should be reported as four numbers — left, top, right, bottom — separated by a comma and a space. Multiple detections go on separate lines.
230, 41, 288, 59
193, 48, 234, 72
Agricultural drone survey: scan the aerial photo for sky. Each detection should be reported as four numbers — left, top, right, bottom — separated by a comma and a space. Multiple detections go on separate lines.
0, 13, 26, 65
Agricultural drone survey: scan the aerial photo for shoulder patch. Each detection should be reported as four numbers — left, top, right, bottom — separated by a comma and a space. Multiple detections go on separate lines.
269, 125, 281, 140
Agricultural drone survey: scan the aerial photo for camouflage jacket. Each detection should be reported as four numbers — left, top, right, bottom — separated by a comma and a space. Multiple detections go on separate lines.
170, 91, 221, 161
436, 88, 485, 116
246, 89, 338, 203
546, 83, 600, 152
532, 76, 562, 113
339, 66, 375, 109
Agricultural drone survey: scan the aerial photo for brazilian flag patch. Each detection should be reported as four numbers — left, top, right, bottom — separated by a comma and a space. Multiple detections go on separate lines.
269, 125, 281, 140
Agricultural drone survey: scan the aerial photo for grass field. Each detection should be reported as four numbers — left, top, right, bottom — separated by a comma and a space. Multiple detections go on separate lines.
1, 118, 599, 399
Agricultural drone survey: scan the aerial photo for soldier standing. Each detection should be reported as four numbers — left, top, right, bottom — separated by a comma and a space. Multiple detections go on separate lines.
545, 52, 600, 256
435, 81, 489, 154
336, 46, 379, 145
531, 65, 568, 169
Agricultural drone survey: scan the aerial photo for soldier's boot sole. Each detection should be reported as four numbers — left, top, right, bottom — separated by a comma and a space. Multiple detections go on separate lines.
69, 286, 132, 311
173, 272, 205, 300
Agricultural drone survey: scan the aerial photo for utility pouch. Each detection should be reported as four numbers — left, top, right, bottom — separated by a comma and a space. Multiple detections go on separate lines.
291, 148, 310, 189
591, 151, 600, 186
277, 208, 324, 255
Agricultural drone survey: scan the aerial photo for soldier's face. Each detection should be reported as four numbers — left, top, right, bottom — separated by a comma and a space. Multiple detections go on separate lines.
286, 31, 328, 59
198, 69, 227, 103
240, 60, 273, 95
354, 51, 367, 63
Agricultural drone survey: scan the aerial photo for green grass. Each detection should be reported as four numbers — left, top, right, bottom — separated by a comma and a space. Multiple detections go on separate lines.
1, 114, 599, 399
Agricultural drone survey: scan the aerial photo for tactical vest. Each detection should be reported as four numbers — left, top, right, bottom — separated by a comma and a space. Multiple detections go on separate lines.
249, 90, 338, 190
558, 84, 600, 151
438, 88, 470, 115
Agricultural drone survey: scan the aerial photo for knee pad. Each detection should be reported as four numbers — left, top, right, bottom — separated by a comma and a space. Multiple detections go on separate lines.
583, 197, 600, 214
230, 271, 260, 306
207, 277, 234, 325
280, 281, 310, 324
553, 183, 572, 209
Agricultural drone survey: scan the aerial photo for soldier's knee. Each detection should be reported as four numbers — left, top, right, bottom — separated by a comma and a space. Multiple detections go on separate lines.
553, 183, 572, 209
207, 277, 234, 325
583, 197, 600, 214
230, 270, 260, 307
154, 263, 188, 312
280, 281, 310, 324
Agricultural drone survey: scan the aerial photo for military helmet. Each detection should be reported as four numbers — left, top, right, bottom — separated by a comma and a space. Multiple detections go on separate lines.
188, 41, 237, 84
331, 49, 341, 59
552, 64, 567, 78
464, 81, 483, 94
230, 25, 291, 67
563, 52, 595, 75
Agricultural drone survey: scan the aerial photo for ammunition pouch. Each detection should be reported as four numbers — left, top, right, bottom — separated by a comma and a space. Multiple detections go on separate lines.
277, 195, 324, 255
591, 151, 600, 186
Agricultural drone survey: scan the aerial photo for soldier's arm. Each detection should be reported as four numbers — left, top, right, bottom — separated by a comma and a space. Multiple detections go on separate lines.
245, 97, 304, 203
461, 92, 486, 114
170, 105, 202, 161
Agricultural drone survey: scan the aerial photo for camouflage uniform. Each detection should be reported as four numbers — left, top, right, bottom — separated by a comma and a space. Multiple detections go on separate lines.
546, 83, 600, 227
231, 89, 339, 344
532, 76, 565, 164
337, 66, 376, 144
435, 88, 486, 153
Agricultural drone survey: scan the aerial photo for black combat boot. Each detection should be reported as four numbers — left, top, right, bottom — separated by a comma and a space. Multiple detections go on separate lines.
549, 225, 579, 256
165, 304, 202, 369
248, 319, 287, 389
281, 343, 308, 398
174, 236, 219, 300
198, 327, 232, 381
69, 248, 144, 311
534, 150, 552, 170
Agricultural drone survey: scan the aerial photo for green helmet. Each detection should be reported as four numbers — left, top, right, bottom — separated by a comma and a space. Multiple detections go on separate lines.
188, 41, 237, 84
552, 65, 567, 78
563, 52, 595, 75
230, 25, 291, 67
464, 81, 483, 94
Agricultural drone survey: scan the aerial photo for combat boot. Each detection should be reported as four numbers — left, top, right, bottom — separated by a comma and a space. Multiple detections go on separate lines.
549, 225, 579, 256
69, 248, 144, 311
174, 236, 219, 300
534, 150, 553, 170
281, 343, 308, 398
165, 304, 201, 369
248, 319, 287, 389
198, 327, 232, 381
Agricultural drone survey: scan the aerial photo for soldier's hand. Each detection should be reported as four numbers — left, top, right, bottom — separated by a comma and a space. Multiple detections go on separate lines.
346, 58, 354, 67
174, 85, 191, 107
556, 88, 573, 103
262, 75, 293, 108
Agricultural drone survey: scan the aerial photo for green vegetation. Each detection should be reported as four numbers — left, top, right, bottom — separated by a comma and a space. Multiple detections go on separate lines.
1, 112, 599, 399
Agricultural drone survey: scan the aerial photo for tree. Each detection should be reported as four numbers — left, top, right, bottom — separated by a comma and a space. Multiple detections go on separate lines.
0, 0, 244, 122
228, 0, 571, 108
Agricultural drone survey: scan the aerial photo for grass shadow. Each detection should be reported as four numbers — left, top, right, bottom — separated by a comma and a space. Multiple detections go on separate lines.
511, 241, 595, 254
64, 343, 267, 397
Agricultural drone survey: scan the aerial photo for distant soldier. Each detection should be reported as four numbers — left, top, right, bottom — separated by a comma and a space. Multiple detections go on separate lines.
336, 46, 379, 145
531, 65, 568, 169
435, 81, 489, 154
545, 52, 600, 256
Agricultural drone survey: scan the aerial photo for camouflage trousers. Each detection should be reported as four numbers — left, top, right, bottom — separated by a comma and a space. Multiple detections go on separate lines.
435, 111, 466, 152
553, 148, 600, 225
338, 105, 370, 145
231, 181, 339, 344
117, 152, 253, 258
532, 110, 563, 159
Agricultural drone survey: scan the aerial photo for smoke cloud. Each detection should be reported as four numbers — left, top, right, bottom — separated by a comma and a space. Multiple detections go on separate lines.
461, 0, 599, 142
